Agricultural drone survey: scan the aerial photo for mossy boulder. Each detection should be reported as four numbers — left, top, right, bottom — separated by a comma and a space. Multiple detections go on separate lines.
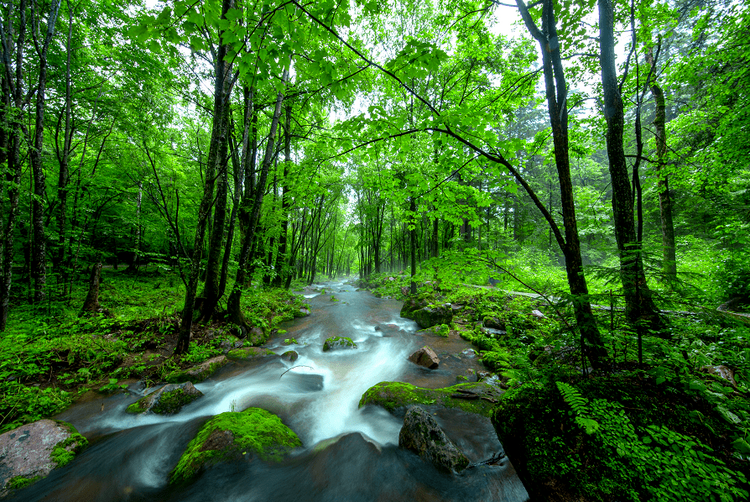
0, 419, 88, 496
414, 304, 453, 329
400, 294, 431, 319
126, 382, 203, 415
358, 381, 503, 417
322, 336, 357, 352
226, 347, 276, 360
170, 408, 302, 484
281, 350, 299, 362
166, 355, 228, 384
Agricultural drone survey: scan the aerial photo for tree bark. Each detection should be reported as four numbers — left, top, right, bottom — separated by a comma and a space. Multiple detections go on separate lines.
80, 262, 103, 316
273, 103, 292, 287
29, 0, 62, 303
598, 0, 663, 333
175, 0, 234, 354
517, 0, 607, 368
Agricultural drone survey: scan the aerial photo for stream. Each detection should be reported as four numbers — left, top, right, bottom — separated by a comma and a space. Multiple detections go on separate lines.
11, 281, 529, 502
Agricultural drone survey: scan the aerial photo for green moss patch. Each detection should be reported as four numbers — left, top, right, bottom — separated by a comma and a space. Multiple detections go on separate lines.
358, 381, 502, 417
6, 475, 42, 490
322, 336, 357, 351
226, 347, 276, 360
170, 408, 302, 484
166, 356, 228, 384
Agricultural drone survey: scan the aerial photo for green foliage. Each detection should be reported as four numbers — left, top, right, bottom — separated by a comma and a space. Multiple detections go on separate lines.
557, 382, 748, 501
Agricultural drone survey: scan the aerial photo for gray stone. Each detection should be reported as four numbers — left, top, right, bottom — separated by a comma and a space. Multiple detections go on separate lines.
0, 419, 87, 496
398, 406, 469, 472
414, 304, 453, 328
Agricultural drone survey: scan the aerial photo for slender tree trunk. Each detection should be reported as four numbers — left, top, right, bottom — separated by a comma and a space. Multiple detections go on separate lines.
517, 0, 607, 368
175, 0, 234, 354
227, 71, 288, 340
29, 0, 62, 303
56, 0, 73, 296
598, 0, 662, 333
274, 103, 291, 287
647, 50, 676, 280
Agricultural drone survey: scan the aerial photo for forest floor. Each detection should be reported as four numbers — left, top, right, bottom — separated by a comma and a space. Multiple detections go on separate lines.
1, 265, 749, 501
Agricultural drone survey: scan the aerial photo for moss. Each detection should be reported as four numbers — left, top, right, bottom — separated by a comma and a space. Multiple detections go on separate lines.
358, 381, 501, 416
6, 475, 42, 490
170, 408, 301, 484
226, 347, 276, 360
126, 400, 148, 414
166, 357, 227, 384
152, 388, 197, 415
322, 336, 357, 351
50, 422, 88, 468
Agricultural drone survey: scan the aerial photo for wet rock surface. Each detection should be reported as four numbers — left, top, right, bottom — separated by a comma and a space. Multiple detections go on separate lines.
399, 406, 469, 472
414, 304, 453, 329
167, 356, 228, 383
126, 382, 203, 415
322, 336, 357, 351
0, 419, 87, 496
408, 346, 440, 369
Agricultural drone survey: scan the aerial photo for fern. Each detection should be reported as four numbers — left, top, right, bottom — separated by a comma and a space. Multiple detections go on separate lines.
556, 381, 749, 502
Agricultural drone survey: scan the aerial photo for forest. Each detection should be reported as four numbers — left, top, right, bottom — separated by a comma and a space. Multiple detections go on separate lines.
1, 0, 749, 500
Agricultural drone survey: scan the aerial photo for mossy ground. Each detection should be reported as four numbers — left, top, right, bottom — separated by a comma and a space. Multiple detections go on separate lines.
170, 408, 301, 484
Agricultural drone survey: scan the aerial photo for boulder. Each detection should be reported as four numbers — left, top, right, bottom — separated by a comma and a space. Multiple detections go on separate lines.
281, 350, 299, 362
531, 309, 546, 319
414, 305, 453, 329
483, 315, 506, 330
399, 295, 430, 319
0, 419, 88, 496
701, 365, 738, 388
322, 336, 357, 352
166, 355, 228, 383
408, 346, 440, 369
398, 406, 469, 473
170, 407, 301, 483
126, 382, 203, 415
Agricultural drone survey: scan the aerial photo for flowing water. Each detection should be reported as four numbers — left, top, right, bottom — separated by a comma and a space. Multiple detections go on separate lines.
11, 281, 529, 502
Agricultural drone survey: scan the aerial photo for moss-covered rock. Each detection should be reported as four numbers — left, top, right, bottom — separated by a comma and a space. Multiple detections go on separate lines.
170, 408, 302, 484
281, 350, 299, 362
358, 381, 503, 417
226, 347, 276, 360
166, 355, 228, 384
322, 336, 357, 352
400, 293, 431, 319
414, 304, 453, 329
126, 382, 203, 415
0, 419, 88, 496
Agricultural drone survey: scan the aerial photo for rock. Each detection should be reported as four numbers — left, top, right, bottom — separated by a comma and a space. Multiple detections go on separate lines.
126, 382, 203, 415
0, 419, 88, 496
170, 407, 301, 483
226, 347, 276, 360
400, 286, 410, 297
414, 304, 453, 329
408, 346, 440, 369
701, 365, 738, 388
398, 406, 469, 473
166, 356, 228, 384
483, 316, 506, 330
322, 336, 357, 351
281, 350, 299, 362
296, 307, 311, 317
400, 295, 430, 319
531, 309, 546, 319
359, 381, 503, 417
246, 326, 265, 344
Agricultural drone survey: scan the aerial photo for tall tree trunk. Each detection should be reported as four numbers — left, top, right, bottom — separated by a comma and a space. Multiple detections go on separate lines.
273, 103, 292, 287
29, 0, 62, 303
227, 71, 288, 340
647, 50, 676, 280
517, 0, 607, 368
598, 0, 662, 333
175, 0, 234, 354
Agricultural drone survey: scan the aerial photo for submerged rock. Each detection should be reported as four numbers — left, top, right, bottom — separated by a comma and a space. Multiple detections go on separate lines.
323, 336, 357, 351
170, 407, 301, 483
0, 419, 88, 496
408, 346, 440, 369
414, 304, 453, 329
126, 382, 203, 415
399, 406, 469, 473
166, 356, 228, 384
